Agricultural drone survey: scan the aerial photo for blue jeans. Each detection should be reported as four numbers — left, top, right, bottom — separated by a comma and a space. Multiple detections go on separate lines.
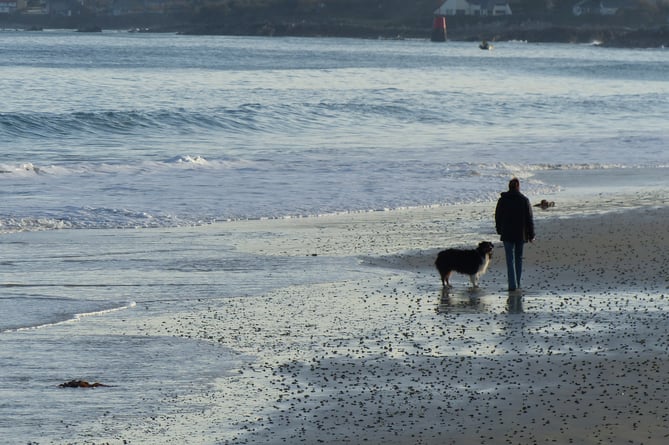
503, 241, 524, 290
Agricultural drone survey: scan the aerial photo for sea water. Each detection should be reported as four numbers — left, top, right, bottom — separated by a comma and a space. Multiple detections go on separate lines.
1, 30, 668, 443
2, 31, 667, 232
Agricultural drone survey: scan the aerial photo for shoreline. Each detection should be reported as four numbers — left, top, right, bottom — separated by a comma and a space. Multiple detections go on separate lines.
2, 183, 668, 444
2, 20, 668, 48
94, 189, 668, 444
216, 200, 669, 445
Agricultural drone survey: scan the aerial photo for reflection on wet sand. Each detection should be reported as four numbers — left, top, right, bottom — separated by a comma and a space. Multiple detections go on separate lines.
506, 293, 523, 314
436, 287, 485, 314
436, 285, 526, 315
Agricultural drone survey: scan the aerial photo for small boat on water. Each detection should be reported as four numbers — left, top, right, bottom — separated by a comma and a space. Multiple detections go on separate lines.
479, 40, 493, 50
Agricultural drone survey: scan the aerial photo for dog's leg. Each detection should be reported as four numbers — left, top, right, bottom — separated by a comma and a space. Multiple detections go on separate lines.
470, 274, 479, 288
445, 271, 452, 287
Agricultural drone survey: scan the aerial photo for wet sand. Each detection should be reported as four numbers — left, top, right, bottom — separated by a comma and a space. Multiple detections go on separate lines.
93, 190, 669, 444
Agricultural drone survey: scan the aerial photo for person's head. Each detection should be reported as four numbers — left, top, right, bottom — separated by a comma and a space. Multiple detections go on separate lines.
508, 177, 520, 191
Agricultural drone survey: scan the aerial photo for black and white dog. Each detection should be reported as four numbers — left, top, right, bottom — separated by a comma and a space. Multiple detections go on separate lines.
435, 241, 494, 288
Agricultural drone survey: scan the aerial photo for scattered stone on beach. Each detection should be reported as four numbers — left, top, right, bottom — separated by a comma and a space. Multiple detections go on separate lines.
92, 198, 669, 444
59, 380, 110, 388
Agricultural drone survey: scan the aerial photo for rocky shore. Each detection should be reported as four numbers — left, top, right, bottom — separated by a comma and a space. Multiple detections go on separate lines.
171, 20, 669, 48
2, 15, 668, 48
457, 23, 669, 47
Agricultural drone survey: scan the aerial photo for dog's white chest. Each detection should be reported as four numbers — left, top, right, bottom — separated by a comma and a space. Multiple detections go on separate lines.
478, 254, 492, 275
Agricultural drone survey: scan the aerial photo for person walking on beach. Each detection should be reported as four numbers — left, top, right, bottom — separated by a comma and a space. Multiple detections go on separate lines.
495, 177, 535, 291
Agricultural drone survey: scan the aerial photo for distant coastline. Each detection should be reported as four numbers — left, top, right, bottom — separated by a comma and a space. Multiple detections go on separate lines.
2, 16, 668, 48
452, 23, 669, 48
170, 21, 669, 48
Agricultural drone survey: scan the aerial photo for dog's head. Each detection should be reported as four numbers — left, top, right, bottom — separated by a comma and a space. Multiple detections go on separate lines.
478, 241, 494, 256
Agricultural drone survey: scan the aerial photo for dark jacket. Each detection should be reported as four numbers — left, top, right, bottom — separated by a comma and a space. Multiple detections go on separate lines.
495, 190, 535, 242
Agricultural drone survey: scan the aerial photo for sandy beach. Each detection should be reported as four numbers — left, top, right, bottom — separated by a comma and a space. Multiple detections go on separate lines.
53, 188, 665, 445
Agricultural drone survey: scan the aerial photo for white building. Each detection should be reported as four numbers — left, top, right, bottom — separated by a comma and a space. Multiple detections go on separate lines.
572, 0, 637, 16
434, 0, 512, 16
0, 0, 18, 13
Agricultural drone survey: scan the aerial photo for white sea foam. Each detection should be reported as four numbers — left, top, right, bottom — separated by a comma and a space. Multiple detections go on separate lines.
1, 300, 137, 333
165, 154, 210, 165
1, 159, 665, 233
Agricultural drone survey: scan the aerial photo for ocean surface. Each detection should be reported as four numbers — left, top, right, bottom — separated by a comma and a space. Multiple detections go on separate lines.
1, 30, 668, 444
2, 30, 668, 231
